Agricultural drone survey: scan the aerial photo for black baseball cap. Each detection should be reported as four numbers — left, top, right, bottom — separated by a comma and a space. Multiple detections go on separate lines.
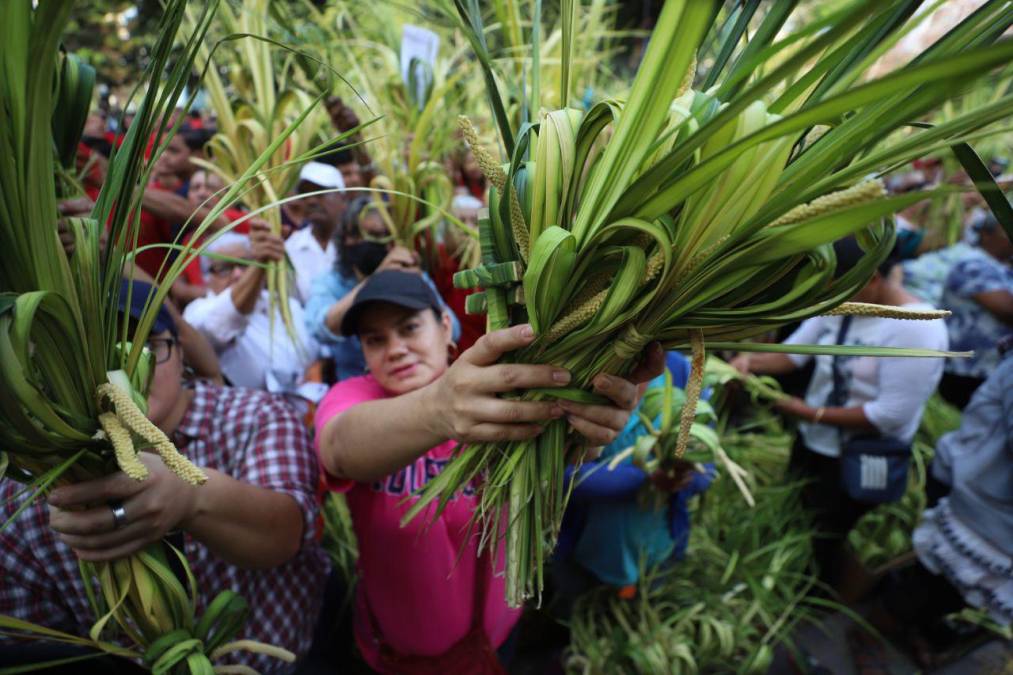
340, 270, 442, 336
833, 235, 900, 279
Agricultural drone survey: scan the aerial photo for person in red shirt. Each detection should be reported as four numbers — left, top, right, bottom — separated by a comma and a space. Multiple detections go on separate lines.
133, 131, 231, 282
432, 193, 487, 351
171, 168, 256, 307
448, 145, 487, 202
184, 109, 205, 130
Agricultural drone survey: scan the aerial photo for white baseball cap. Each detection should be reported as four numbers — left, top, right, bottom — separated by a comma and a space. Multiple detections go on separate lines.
298, 161, 346, 191
200, 232, 251, 274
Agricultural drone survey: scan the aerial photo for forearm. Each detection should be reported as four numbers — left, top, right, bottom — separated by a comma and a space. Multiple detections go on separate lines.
336, 130, 372, 167
989, 307, 1013, 326
805, 404, 877, 431
184, 469, 304, 568
141, 190, 228, 231
176, 320, 223, 384
745, 352, 798, 375
159, 297, 223, 383
229, 268, 265, 315
170, 279, 207, 307
140, 189, 193, 225
323, 284, 362, 335
972, 291, 1013, 325
355, 144, 372, 167
320, 384, 445, 482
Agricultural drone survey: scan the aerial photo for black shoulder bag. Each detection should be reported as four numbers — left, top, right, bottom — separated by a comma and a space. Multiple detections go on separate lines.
829, 316, 910, 504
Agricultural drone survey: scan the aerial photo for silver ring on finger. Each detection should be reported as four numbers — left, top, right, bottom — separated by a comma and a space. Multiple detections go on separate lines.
110, 502, 128, 530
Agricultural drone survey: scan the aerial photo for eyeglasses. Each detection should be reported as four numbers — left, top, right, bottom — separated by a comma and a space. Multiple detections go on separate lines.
207, 260, 243, 276
147, 337, 176, 364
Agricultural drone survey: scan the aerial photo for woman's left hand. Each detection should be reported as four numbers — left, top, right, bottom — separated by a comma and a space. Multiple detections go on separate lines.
560, 342, 666, 446
774, 395, 811, 420
47, 453, 200, 562
649, 458, 696, 493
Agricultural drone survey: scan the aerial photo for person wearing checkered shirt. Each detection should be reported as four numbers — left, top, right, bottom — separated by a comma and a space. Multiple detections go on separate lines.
0, 287, 329, 674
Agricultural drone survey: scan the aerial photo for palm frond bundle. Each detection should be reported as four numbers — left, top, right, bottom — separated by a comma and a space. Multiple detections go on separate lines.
406, 0, 1013, 605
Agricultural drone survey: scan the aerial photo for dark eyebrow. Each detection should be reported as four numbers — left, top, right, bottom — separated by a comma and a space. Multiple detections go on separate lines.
397, 310, 425, 326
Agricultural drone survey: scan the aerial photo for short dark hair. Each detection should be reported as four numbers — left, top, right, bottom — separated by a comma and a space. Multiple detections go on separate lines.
81, 134, 113, 158
181, 128, 213, 152
317, 147, 355, 167
833, 235, 901, 279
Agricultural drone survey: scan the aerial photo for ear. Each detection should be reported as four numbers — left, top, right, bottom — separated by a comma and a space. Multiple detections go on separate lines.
440, 310, 453, 339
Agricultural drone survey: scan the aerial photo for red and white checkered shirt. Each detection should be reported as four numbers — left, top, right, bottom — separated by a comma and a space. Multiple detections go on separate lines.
0, 381, 330, 673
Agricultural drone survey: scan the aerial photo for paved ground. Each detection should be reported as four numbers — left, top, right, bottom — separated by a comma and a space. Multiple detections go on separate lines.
768, 609, 1011, 675
509, 602, 1012, 675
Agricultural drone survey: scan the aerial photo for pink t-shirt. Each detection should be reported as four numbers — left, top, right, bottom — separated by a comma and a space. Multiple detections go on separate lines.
313, 375, 521, 670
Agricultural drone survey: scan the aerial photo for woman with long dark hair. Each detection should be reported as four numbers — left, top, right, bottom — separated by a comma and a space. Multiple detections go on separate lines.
304, 196, 459, 383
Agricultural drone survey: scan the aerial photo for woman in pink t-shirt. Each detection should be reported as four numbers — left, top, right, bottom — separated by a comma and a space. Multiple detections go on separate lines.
314, 270, 662, 673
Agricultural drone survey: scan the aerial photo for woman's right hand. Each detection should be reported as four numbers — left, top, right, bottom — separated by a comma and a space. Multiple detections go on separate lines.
377, 245, 420, 273
56, 197, 96, 259
248, 218, 285, 264
424, 324, 569, 443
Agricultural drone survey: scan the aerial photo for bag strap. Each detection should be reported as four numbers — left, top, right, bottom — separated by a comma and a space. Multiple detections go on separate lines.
827, 315, 853, 408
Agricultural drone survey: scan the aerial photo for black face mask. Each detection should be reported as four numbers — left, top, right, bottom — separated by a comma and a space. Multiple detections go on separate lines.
81, 135, 113, 158
344, 241, 388, 277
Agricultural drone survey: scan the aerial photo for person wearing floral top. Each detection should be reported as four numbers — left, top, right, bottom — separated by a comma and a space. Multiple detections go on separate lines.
848, 336, 1013, 671
939, 214, 1013, 408
903, 241, 977, 306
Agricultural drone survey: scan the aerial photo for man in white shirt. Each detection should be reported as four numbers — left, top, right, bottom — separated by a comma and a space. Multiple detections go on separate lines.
184, 222, 323, 409
285, 161, 346, 304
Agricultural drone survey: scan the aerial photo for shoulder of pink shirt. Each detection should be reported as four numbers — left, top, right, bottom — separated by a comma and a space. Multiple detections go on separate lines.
314, 375, 387, 492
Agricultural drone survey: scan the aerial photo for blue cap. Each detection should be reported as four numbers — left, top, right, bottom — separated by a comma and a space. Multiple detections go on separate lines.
117, 279, 177, 338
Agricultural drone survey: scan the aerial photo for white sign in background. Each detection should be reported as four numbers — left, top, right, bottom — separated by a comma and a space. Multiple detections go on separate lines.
400, 24, 440, 107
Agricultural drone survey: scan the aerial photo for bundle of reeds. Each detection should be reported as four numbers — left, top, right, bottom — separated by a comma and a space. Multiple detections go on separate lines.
0, 2, 321, 670
406, 0, 1013, 605
566, 465, 819, 674
182, 0, 334, 337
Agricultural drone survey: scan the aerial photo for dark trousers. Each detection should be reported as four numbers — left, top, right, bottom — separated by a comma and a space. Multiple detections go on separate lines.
938, 372, 985, 410
294, 567, 361, 674
0, 570, 355, 675
879, 560, 966, 636
0, 643, 145, 673
789, 437, 875, 588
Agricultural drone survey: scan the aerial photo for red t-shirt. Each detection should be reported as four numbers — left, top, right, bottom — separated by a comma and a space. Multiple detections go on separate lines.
433, 247, 485, 352
133, 197, 176, 281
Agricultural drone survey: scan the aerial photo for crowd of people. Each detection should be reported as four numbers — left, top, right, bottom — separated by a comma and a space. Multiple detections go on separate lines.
0, 102, 1009, 674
